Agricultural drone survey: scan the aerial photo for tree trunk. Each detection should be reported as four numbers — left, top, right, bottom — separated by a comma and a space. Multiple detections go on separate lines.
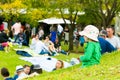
69, 24, 74, 51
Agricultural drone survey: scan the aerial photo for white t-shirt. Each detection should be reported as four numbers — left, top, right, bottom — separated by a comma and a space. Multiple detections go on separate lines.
30, 38, 49, 54
17, 72, 28, 80
11, 22, 21, 35
38, 29, 44, 38
57, 24, 63, 33
106, 36, 120, 49
36, 41, 49, 54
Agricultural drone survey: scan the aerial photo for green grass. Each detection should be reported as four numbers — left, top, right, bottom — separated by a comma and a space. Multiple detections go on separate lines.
0, 44, 120, 80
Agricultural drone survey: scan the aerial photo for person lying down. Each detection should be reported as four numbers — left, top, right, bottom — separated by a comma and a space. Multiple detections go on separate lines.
20, 56, 79, 72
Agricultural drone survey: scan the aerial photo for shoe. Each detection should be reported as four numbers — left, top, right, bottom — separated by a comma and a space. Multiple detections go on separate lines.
70, 58, 80, 65
67, 51, 70, 55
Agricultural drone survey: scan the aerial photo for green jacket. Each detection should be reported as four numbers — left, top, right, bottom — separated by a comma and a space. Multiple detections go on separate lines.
80, 41, 101, 68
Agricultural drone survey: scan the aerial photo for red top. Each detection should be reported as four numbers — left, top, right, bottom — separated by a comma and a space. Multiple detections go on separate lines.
0, 24, 4, 31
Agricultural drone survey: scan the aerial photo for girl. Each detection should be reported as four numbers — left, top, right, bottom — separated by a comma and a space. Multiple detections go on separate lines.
79, 25, 101, 68
53, 60, 64, 71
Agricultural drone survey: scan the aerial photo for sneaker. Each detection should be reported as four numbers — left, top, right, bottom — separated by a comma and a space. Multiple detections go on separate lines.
70, 58, 80, 65
66, 51, 70, 55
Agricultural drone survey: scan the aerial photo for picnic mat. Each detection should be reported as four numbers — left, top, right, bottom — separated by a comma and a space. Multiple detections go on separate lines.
20, 56, 71, 72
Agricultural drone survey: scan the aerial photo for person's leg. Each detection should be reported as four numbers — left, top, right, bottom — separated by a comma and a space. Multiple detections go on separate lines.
49, 45, 58, 55
60, 50, 67, 55
40, 50, 50, 55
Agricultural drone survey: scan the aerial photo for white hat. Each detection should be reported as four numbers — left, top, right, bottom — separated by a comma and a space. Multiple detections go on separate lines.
79, 25, 99, 41
16, 65, 24, 72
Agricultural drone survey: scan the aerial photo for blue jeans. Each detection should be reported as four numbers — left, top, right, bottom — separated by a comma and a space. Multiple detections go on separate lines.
60, 50, 67, 55
39, 50, 50, 55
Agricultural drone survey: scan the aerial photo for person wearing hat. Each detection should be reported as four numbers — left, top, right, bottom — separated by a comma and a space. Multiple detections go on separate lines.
13, 65, 28, 80
79, 25, 101, 68
99, 30, 108, 39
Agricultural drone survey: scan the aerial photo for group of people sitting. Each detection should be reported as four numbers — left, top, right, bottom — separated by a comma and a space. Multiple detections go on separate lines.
78, 25, 120, 68
1, 24, 120, 79
0, 27, 27, 52
29, 34, 69, 56
0, 27, 69, 56
79, 25, 120, 54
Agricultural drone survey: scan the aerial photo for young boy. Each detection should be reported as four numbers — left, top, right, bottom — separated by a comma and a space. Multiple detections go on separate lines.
79, 25, 101, 68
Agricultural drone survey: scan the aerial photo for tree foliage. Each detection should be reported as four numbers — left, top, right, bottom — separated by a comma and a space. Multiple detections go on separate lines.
82, 0, 120, 28
0, 0, 120, 50
0, 0, 27, 21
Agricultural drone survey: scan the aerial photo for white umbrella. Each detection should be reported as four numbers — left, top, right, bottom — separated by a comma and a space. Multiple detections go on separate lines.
38, 17, 71, 24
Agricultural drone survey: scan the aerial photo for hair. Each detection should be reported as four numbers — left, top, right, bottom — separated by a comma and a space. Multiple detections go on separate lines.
1, 67, 10, 77
107, 25, 115, 31
32, 33, 39, 38
56, 60, 64, 69
23, 65, 30, 68
46, 35, 50, 39
106, 25, 115, 34
99, 30, 107, 36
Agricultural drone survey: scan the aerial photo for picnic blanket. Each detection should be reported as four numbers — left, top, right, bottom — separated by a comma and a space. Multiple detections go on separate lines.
20, 56, 72, 72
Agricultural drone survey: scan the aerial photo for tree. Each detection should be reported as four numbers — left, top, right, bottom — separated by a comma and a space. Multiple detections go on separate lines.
23, 0, 82, 50
48, 0, 83, 51
0, 0, 27, 29
83, 0, 120, 28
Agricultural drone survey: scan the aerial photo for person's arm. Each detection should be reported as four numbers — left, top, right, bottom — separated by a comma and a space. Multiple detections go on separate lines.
58, 42, 62, 51
80, 42, 94, 61
106, 41, 116, 52
58, 46, 62, 52
116, 37, 120, 50
49, 41, 54, 46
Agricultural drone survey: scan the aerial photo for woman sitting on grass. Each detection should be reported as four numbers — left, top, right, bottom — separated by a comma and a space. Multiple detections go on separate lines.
54, 38, 69, 55
0, 31, 13, 52
44, 36, 58, 56
30, 34, 51, 56
79, 25, 101, 68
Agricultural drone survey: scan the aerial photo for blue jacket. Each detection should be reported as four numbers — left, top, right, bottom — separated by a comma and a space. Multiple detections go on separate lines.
5, 77, 14, 80
98, 37, 116, 54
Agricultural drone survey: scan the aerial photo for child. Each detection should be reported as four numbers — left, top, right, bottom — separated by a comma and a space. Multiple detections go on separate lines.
1, 67, 14, 80
79, 25, 101, 68
54, 38, 69, 55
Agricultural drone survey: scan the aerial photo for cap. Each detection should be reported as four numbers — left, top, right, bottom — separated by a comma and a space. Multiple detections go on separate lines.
16, 65, 24, 72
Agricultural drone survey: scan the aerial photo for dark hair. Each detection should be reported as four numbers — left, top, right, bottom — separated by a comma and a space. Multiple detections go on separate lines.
99, 30, 107, 36
30, 65, 42, 74
32, 33, 39, 38
107, 26, 115, 31
106, 25, 115, 34
46, 35, 50, 39
1, 67, 10, 77
23, 65, 30, 68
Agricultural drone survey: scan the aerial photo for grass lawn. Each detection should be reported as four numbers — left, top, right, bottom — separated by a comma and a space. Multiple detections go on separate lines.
0, 44, 120, 80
